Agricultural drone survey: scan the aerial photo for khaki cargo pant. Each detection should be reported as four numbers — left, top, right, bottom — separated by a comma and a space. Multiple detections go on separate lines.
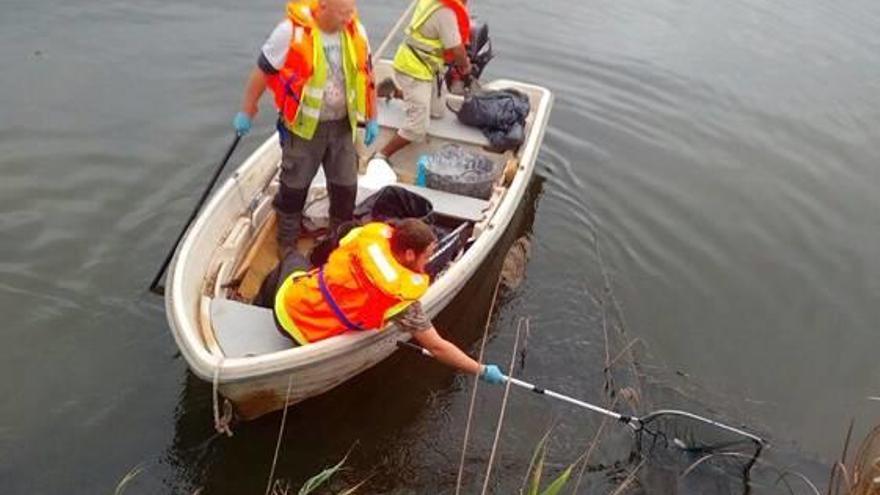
393, 70, 446, 142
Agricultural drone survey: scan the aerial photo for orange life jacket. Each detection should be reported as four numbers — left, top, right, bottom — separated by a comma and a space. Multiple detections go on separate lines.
275, 223, 430, 344
264, 1, 376, 138
442, 0, 471, 56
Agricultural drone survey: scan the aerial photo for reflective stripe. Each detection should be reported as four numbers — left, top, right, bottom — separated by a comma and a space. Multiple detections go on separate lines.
274, 272, 310, 345
303, 86, 323, 99
368, 243, 399, 283
300, 106, 321, 118
301, 93, 323, 108
271, 5, 372, 140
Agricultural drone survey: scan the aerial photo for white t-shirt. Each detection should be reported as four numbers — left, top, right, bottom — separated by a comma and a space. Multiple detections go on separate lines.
317, 30, 347, 121
260, 21, 348, 121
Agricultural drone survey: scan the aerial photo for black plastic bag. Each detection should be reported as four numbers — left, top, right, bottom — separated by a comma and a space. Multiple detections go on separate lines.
453, 89, 530, 152
455, 89, 530, 130
310, 186, 434, 266
484, 122, 525, 154
352, 185, 433, 223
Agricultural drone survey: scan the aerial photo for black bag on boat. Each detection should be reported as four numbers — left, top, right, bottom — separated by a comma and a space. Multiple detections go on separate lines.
352, 185, 434, 223
310, 186, 434, 266
453, 89, 530, 152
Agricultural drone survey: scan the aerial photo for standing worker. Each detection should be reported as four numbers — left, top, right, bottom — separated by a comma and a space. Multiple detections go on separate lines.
233, 0, 379, 254
374, 0, 472, 163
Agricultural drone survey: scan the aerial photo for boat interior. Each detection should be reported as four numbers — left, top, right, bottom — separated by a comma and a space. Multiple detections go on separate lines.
197, 71, 543, 360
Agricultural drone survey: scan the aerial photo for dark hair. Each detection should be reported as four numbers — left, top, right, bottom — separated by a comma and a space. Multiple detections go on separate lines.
390, 218, 437, 255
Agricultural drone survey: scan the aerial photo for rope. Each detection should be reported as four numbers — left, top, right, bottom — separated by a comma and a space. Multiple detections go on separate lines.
265, 374, 295, 495
480, 317, 526, 495
454, 276, 503, 495
212, 359, 234, 437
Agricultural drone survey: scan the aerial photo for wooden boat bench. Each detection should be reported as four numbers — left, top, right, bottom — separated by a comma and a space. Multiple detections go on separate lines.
211, 298, 294, 357
395, 183, 491, 223
376, 97, 490, 148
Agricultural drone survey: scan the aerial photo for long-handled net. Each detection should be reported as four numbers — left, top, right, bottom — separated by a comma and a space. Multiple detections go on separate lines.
397, 341, 766, 489
633, 409, 765, 493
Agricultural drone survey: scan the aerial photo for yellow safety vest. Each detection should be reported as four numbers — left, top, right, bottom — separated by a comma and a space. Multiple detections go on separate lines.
393, 0, 462, 81
266, 1, 376, 141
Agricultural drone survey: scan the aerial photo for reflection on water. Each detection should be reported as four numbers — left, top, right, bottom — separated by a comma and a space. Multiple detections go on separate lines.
2, 0, 880, 492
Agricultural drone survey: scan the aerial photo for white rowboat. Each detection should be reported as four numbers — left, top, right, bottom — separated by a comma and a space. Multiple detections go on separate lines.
164, 61, 553, 420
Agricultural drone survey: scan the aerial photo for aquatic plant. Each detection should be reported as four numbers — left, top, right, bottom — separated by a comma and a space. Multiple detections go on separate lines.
828, 421, 880, 495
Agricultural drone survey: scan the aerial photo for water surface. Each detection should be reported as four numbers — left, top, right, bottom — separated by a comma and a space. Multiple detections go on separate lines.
2, 0, 879, 492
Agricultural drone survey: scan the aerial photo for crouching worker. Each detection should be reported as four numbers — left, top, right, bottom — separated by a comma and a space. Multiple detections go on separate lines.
257, 218, 505, 385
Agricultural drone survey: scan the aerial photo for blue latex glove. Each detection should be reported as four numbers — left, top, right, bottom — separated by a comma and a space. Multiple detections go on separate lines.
480, 364, 506, 385
364, 119, 379, 146
233, 111, 252, 136
415, 155, 429, 186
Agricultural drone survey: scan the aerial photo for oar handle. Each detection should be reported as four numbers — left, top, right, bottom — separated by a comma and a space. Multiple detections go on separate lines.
395, 341, 640, 429
373, 0, 419, 61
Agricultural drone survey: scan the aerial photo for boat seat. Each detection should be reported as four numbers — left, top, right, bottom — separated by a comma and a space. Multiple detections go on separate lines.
396, 183, 491, 222
210, 298, 294, 357
377, 98, 490, 147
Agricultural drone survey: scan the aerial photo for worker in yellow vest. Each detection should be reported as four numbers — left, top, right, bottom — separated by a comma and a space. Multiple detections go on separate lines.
261, 218, 505, 385
374, 0, 472, 163
234, 0, 378, 253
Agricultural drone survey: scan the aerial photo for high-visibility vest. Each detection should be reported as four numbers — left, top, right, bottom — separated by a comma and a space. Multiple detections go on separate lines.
392, 0, 470, 81
275, 223, 430, 344
265, 1, 377, 140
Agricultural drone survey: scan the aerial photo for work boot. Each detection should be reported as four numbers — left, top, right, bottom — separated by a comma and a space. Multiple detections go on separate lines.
276, 211, 301, 258
327, 182, 357, 234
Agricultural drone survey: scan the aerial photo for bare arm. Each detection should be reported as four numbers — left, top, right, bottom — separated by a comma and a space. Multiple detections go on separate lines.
412, 326, 482, 376
241, 66, 268, 117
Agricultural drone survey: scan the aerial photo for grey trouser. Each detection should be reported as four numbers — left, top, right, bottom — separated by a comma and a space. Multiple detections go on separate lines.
273, 119, 358, 224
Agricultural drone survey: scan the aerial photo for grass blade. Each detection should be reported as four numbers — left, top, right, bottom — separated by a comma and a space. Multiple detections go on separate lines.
539, 464, 573, 495
529, 444, 548, 495
521, 427, 554, 494
114, 463, 145, 495
298, 454, 348, 495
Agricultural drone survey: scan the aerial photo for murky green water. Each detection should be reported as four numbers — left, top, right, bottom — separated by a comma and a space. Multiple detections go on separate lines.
3, 0, 880, 493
